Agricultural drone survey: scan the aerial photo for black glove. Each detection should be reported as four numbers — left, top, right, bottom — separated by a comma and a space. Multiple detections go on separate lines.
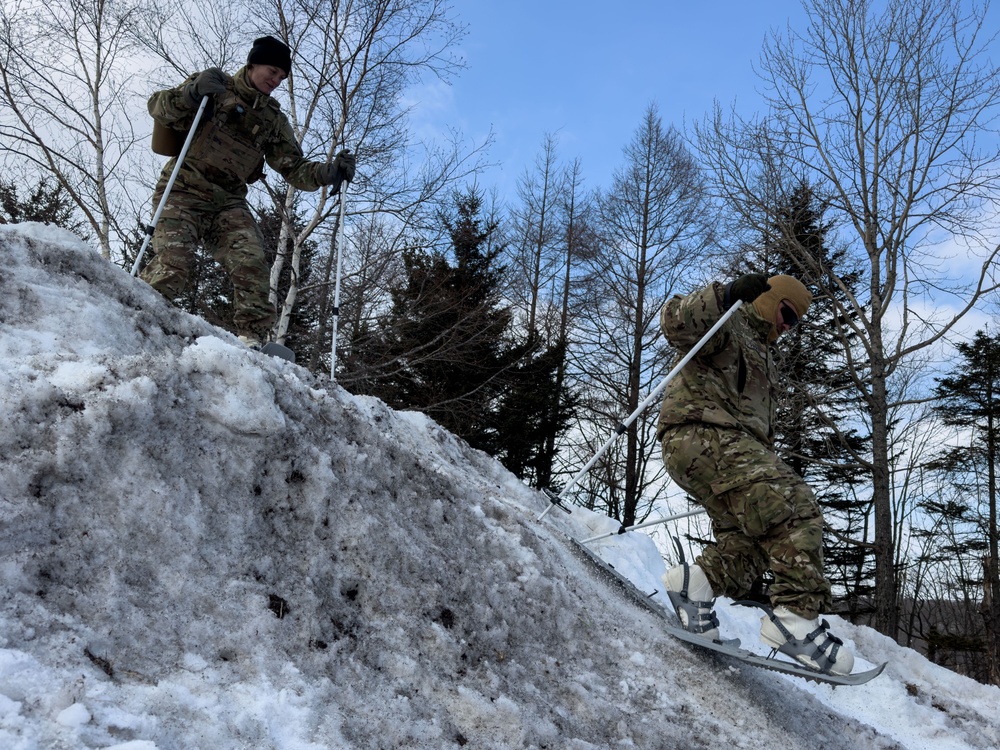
184, 67, 228, 108
321, 149, 356, 187
725, 273, 770, 307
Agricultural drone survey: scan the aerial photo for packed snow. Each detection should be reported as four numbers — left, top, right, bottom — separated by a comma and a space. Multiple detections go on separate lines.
1, 221, 998, 749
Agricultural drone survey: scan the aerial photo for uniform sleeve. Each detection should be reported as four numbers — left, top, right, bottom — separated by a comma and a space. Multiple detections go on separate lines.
147, 74, 199, 128
263, 117, 328, 192
659, 282, 732, 355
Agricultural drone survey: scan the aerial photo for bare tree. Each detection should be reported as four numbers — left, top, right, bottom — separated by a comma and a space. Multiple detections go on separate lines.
504, 137, 603, 488
573, 104, 715, 527
130, 1, 248, 82
540, 157, 598, 489
259, 0, 491, 364
0, 0, 150, 258
696, 0, 1000, 637
509, 133, 566, 337
319, 211, 413, 376
908, 466, 996, 684
924, 328, 1000, 684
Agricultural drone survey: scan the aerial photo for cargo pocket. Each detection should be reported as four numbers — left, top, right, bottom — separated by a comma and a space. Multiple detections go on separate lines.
717, 480, 795, 539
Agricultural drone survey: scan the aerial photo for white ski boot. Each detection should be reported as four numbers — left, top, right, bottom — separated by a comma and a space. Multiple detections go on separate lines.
759, 606, 855, 676
663, 562, 720, 641
238, 334, 263, 351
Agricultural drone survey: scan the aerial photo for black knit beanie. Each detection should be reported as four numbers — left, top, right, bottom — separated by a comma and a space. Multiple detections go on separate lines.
247, 36, 292, 74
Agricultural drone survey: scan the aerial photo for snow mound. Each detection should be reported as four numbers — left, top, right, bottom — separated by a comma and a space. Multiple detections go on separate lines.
1, 222, 998, 749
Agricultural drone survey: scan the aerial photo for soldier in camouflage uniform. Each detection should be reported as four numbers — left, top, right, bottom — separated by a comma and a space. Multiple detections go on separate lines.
141, 35, 356, 348
657, 273, 855, 675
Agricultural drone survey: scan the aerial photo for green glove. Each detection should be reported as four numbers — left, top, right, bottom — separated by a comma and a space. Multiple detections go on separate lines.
726, 273, 770, 307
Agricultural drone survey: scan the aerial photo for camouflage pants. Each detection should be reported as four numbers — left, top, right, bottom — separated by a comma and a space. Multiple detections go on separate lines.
660, 423, 832, 618
140, 186, 274, 339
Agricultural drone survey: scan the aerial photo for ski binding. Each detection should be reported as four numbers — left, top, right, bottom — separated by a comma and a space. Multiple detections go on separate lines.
568, 537, 886, 687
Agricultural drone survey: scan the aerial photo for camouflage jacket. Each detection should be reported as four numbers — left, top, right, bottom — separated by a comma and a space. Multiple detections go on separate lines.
148, 66, 327, 198
656, 282, 776, 446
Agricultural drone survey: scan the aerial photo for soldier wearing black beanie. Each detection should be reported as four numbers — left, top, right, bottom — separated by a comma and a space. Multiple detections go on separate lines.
247, 35, 292, 75
141, 32, 356, 354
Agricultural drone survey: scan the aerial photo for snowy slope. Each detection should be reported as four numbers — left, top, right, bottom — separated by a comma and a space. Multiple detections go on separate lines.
0, 222, 998, 750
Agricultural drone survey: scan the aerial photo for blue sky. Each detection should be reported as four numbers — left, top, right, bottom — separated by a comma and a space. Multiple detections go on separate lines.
409, 1, 813, 197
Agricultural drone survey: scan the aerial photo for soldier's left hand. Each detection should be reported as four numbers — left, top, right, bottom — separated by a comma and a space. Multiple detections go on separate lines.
184, 67, 228, 107
727, 273, 770, 306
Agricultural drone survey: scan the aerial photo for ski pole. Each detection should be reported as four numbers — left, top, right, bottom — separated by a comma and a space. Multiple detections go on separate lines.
576, 507, 707, 545
130, 96, 210, 277
537, 299, 745, 522
330, 176, 348, 382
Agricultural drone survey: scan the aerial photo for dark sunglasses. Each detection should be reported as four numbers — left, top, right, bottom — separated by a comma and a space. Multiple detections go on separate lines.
780, 302, 799, 327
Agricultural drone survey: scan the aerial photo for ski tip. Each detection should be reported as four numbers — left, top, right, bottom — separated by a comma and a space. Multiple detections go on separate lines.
867, 661, 889, 679
261, 342, 296, 363
807, 660, 888, 686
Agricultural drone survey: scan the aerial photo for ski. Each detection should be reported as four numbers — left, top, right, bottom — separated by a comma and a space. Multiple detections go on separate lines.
568, 537, 886, 687
261, 342, 295, 363
661, 622, 886, 686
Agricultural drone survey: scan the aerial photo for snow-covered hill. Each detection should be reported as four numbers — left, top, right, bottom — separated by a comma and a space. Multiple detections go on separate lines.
1, 222, 998, 750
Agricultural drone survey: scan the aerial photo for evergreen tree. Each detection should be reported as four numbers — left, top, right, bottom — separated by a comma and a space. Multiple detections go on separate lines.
130, 202, 318, 345
493, 337, 579, 486
173, 248, 235, 331
927, 329, 1000, 686
772, 184, 873, 617
0, 177, 84, 235
358, 187, 514, 454
737, 181, 873, 616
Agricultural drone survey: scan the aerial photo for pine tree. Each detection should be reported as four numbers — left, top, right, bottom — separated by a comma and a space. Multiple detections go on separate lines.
358, 187, 513, 454
927, 329, 1000, 686
746, 181, 874, 617
0, 177, 84, 235
129, 202, 318, 345
493, 337, 579, 486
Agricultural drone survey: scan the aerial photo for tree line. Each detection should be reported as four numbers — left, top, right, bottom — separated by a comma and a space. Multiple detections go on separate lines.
3, 0, 1000, 685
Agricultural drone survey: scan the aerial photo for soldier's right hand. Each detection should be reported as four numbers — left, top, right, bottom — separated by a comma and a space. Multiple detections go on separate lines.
184, 67, 227, 108
726, 273, 770, 306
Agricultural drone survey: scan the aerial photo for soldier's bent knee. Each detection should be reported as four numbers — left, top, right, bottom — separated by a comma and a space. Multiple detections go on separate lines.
723, 481, 794, 538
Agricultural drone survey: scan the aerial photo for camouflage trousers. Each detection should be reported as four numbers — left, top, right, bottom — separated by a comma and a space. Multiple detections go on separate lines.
660, 423, 832, 618
140, 186, 275, 340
